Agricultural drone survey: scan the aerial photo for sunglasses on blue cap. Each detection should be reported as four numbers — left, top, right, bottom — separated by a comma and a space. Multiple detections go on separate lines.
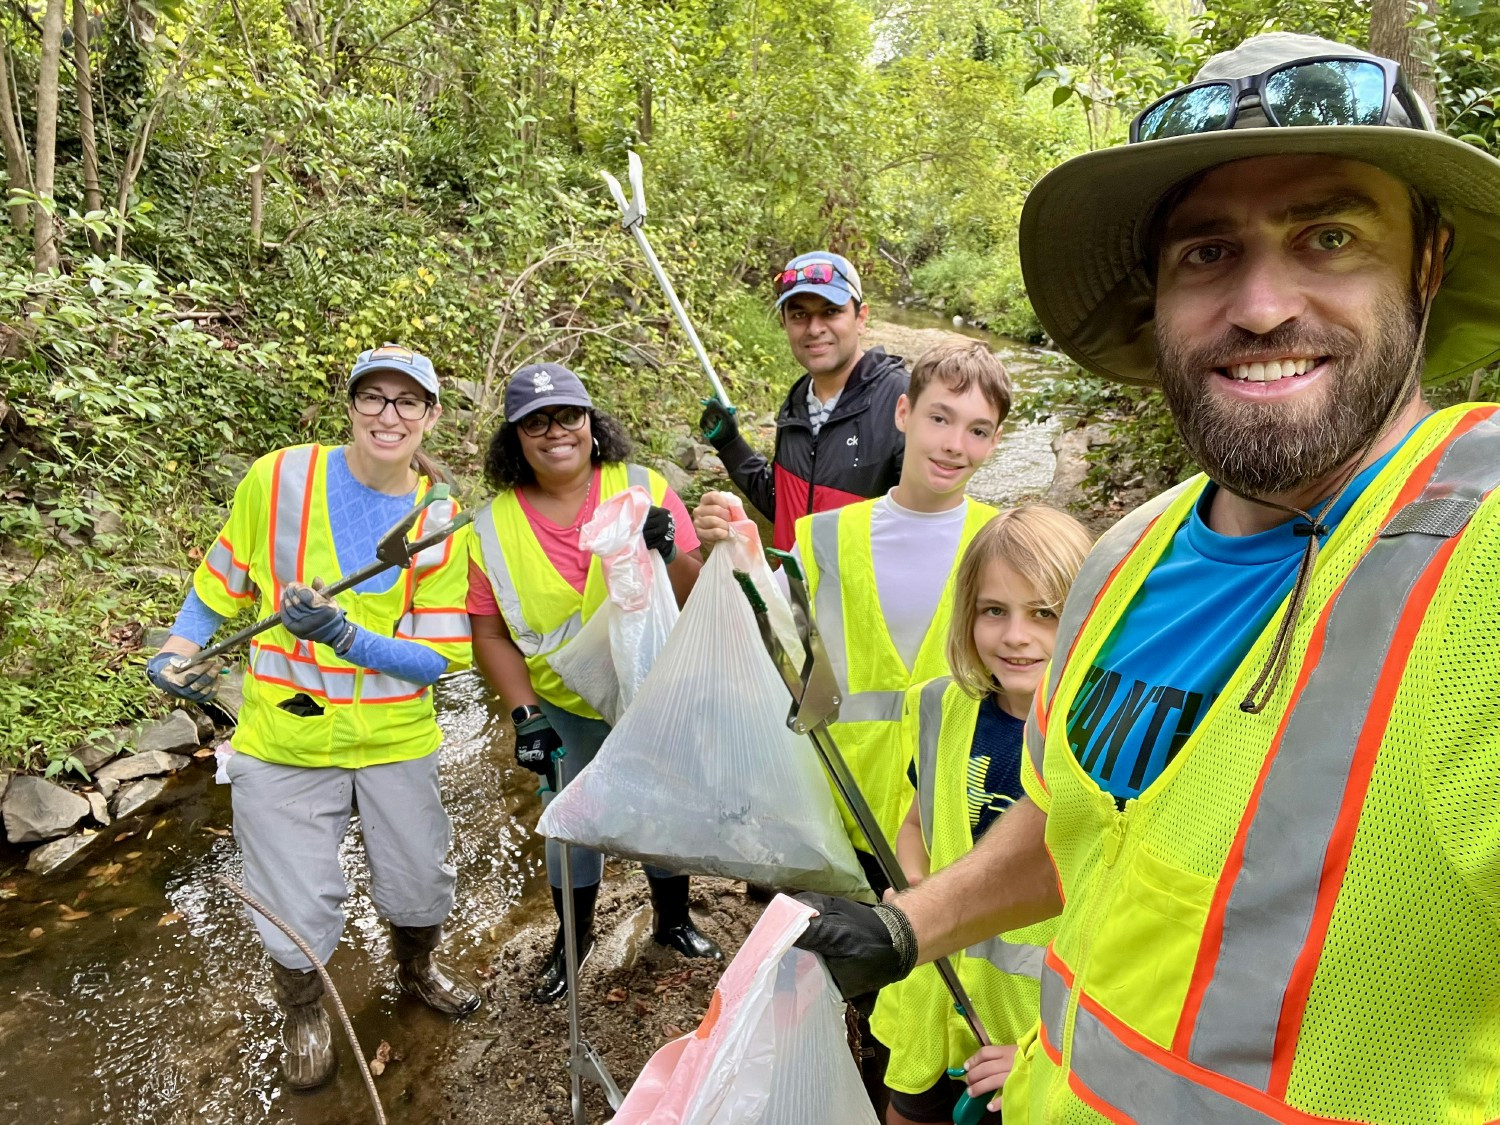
1130, 55, 1427, 145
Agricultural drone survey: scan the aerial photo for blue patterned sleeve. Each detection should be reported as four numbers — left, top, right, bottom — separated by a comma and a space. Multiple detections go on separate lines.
170, 589, 229, 647
342, 628, 449, 685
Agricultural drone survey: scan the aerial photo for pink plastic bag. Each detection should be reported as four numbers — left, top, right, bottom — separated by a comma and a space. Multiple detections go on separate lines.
614, 895, 878, 1125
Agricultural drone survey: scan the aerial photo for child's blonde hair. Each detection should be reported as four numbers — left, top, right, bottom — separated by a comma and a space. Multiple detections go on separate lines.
947, 505, 1094, 699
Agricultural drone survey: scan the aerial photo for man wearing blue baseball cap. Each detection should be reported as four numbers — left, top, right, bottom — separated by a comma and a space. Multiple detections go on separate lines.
698, 250, 909, 551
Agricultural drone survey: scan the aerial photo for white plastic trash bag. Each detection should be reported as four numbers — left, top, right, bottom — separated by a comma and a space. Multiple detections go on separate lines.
614, 894, 878, 1125
538, 516, 869, 897
546, 485, 679, 724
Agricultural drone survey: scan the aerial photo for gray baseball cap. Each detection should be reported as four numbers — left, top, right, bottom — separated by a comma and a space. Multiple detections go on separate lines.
505, 363, 595, 422
349, 344, 440, 400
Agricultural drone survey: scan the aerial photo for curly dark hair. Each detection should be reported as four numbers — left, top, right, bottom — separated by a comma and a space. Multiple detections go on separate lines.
483, 409, 636, 491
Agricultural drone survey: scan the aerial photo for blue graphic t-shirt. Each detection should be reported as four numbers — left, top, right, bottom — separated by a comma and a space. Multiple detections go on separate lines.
907, 694, 1027, 840
1065, 430, 1419, 801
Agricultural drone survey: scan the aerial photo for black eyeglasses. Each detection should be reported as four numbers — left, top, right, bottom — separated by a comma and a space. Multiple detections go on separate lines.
518, 405, 589, 437
1130, 55, 1426, 145
351, 389, 433, 421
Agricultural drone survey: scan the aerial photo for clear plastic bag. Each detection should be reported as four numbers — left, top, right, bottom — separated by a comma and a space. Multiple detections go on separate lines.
546, 485, 679, 724
538, 519, 869, 897
614, 894, 879, 1125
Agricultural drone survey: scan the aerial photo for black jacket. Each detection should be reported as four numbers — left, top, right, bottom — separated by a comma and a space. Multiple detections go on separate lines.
717, 347, 909, 550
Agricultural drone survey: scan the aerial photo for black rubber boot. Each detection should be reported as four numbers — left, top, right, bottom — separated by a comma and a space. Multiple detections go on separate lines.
390, 923, 481, 1017
269, 961, 338, 1091
649, 874, 723, 961
531, 883, 598, 1005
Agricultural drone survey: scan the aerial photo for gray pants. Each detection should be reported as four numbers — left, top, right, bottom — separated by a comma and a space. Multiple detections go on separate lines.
539, 704, 673, 890
228, 749, 456, 970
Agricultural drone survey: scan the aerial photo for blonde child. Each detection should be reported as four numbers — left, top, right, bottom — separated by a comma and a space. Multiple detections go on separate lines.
875, 506, 1092, 1125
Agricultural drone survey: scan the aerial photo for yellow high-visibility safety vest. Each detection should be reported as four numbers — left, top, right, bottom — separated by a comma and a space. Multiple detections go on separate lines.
796, 497, 996, 853
872, 676, 1057, 1094
470, 463, 662, 719
1006, 403, 1500, 1124
191, 443, 472, 769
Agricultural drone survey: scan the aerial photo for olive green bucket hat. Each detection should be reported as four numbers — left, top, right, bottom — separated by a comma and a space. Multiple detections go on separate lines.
1019, 32, 1500, 386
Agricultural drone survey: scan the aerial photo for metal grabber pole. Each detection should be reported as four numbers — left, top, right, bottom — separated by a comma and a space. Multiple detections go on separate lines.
735, 556, 995, 1125
600, 151, 734, 410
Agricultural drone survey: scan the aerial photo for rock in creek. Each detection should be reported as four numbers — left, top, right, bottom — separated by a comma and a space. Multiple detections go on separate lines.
75, 731, 126, 774
110, 777, 168, 820
95, 777, 119, 801
0, 769, 10, 805
130, 711, 200, 756
3, 776, 91, 844
96, 750, 191, 785
26, 830, 99, 875
85, 791, 111, 826
659, 460, 694, 499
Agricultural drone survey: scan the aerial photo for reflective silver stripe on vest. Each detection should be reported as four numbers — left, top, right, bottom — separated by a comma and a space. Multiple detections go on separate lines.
1024, 713, 1046, 788
251, 645, 357, 704
205, 537, 255, 597
627, 463, 650, 491
412, 498, 458, 570
1183, 414, 1500, 1091
471, 503, 581, 657
272, 446, 316, 586
396, 610, 470, 642
966, 934, 1046, 979
809, 510, 849, 690
1040, 955, 1068, 1049
1072, 1001, 1281, 1123
808, 509, 903, 723
916, 677, 951, 853
361, 672, 428, 703
1046, 482, 1190, 706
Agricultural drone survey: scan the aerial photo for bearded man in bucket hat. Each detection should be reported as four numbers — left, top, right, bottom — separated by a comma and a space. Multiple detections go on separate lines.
786, 32, 1500, 1122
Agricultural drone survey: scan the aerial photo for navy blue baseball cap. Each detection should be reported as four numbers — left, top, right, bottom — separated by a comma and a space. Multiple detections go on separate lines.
773, 251, 863, 310
349, 344, 440, 400
505, 363, 595, 423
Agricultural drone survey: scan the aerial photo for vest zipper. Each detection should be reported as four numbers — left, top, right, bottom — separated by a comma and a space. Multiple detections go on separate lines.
1051, 794, 1134, 1117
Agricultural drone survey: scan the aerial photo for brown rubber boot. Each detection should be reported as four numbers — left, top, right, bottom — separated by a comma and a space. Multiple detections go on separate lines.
390, 923, 481, 1017
269, 962, 338, 1091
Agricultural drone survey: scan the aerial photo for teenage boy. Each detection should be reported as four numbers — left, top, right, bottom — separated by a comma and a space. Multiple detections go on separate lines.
695, 337, 1011, 889
699, 251, 909, 551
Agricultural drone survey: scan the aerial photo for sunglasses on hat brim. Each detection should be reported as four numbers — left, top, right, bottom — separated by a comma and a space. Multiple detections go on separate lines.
1130, 55, 1427, 145
773, 260, 862, 301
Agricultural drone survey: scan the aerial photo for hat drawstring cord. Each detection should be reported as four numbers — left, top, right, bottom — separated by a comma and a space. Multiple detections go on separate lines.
1236, 225, 1442, 715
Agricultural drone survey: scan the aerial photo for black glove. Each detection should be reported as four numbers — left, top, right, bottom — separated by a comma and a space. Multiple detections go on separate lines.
515, 713, 563, 780
793, 892, 918, 1004
643, 505, 678, 564
699, 398, 739, 451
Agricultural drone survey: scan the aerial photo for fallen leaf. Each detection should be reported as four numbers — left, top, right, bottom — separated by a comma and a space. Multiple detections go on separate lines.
604, 988, 628, 1004
114, 832, 136, 842
57, 905, 91, 921
27, 928, 43, 940
631, 998, 651, 1017
109, 907, 138, 920
125, 852, 141, 859
193, 748, 214, 758
200, 826, 230, 837
157, 911, 183, 927
662, 1024, 684, 1039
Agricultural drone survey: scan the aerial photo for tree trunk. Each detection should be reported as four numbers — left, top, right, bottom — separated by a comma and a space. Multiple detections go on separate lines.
33, 0, 66, 272
0, 44, 31, 233
249, 134, 271, 258
1368, 0, 1437, 113
637, 78, 653, 143
73, 0, 103, 253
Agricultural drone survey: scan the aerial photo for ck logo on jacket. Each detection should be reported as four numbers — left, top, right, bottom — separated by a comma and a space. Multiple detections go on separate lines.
847, 435, 859, 446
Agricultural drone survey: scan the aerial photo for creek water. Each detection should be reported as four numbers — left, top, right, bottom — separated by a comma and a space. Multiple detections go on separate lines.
0, 318, 1065, 1124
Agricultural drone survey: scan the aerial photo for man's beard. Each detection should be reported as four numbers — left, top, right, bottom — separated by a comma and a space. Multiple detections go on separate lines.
1155, 289, 1421, 498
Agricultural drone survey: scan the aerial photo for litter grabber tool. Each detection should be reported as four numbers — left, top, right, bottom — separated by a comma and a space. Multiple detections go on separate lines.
600, 150, 733, 410
735, 550, 996, 1125
178, 485, 472, 670
538, 754, 624, 1124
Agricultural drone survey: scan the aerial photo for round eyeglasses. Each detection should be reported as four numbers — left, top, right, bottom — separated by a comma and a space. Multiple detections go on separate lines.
518, 405, 590, 437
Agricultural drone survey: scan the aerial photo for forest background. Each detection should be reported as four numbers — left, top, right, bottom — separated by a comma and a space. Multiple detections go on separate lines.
1, 0, 1497, 773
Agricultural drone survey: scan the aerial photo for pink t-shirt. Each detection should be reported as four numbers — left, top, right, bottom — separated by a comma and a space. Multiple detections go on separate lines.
467, 468, 699, 615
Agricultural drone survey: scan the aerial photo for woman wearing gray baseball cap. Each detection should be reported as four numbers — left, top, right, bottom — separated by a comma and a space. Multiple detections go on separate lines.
467, 363, 724, 1003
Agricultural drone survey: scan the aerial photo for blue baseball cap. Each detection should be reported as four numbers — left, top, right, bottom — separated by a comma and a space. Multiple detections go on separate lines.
505, 362, 595, 423
349, 344, 440, 401
773, 251, 863, 310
